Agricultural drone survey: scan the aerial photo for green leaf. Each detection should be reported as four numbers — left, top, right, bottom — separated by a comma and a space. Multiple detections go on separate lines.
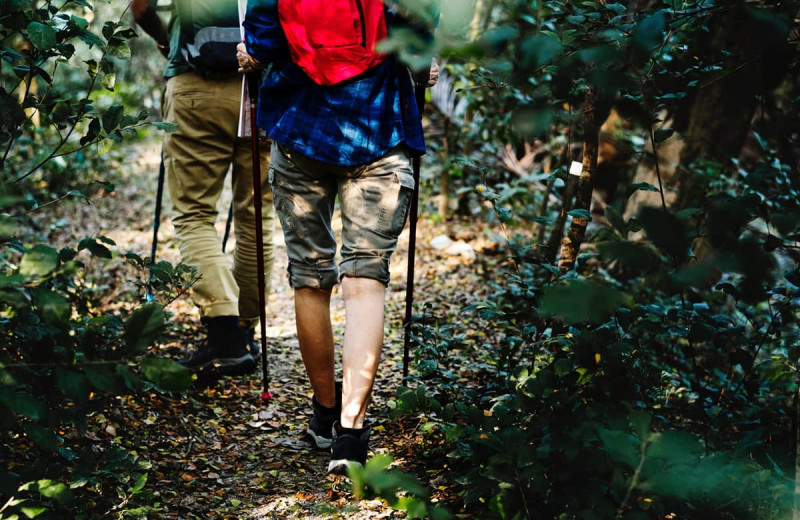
19, 244, 59, 277
131, 473, 147, 493
511, 105, 554, 140
1, 389, 48, 420
24, 424, 59, 452
638, 207, 689, 261
101, 72, 116, 91
80, 117, 102, 146
0, 273, 25, 288
33, 479, 73, 505
124, 302, 165, 355
646, 431, 703, 463
78, 28, 106, 48
626, 182, 660, 198
107, 41, 131, 60
84, 366, 123, 394
629, 410, 652, 441
519, 34, 563, 69
632, 11, 665, 51
102, 104, 124, 133
568, 208, 592, 221
597, 427, 640, 468
553, 358, 572, 377
21, 505, 48, 518
78, 237, 113, 259
56, 369, 89, 407
33, 288, 71, 327
597, 241, 661, 273
771, 210, 800, 237
604, 205, 628, 237
540, 280, 623, 324
26, 22, 57, 50
0, 214, 19, 240
139, 357, 193, 391
152, 121, 179, 133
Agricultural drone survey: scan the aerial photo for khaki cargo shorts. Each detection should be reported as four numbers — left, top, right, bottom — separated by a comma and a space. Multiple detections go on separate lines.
269, 144, 415, 289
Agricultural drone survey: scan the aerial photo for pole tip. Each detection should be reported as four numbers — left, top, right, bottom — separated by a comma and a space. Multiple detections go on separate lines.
260, 390, 273, 401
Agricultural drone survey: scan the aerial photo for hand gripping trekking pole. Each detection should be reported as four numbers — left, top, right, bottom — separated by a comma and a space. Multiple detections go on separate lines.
402, 85, 426, 379
246, 71, 272, 401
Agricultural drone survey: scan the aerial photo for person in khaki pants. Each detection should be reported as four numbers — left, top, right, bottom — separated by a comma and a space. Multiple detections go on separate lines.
133, 0, 275, 376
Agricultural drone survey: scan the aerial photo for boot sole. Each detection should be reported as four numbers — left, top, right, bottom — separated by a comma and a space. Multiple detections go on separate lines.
186, 354, 256, 376
327, 458, 363, 475
306, 428, 333, 450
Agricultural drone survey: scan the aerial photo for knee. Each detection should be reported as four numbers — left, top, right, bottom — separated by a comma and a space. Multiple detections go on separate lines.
341, 276, 385, 299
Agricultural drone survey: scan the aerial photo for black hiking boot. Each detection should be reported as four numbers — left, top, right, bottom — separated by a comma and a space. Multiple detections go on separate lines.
244, 326, 261, 359
327, 421, 370, 475
181, 316, 256, 376
306, 382, 342, 450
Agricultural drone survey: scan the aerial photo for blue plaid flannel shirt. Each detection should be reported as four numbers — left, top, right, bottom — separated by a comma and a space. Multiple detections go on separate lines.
243, 0, 425, 167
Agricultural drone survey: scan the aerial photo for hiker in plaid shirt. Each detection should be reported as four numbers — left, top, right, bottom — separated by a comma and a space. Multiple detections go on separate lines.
239, 0, 436, 474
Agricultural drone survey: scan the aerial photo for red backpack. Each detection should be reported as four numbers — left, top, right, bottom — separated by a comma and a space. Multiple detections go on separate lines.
278, 0, 388, 86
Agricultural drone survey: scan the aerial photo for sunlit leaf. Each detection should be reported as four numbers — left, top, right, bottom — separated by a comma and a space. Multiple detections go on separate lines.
19, 245, 59, 277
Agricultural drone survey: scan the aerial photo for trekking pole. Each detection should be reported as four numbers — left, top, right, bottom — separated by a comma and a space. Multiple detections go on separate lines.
221, 195, 234, 253
402, 85, 426, 379
246, 71, 272, 401
146, 151, 166, 302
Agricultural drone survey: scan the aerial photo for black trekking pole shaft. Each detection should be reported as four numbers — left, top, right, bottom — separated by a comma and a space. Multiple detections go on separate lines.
221, 196, 234, 253
147, 151, 166, 301
247, 71, 271, 397
402, 86, 426, 379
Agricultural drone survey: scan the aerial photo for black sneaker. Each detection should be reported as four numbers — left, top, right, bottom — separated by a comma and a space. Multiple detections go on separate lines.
306, 382, 342, 450
328, 421, 370, 475
181, 316, 256, 376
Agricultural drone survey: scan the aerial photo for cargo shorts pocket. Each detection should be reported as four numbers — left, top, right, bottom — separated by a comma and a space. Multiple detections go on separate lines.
382, 170, 415, 239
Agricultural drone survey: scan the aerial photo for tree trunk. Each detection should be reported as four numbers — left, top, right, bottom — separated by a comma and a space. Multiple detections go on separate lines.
558, 88, 603, 271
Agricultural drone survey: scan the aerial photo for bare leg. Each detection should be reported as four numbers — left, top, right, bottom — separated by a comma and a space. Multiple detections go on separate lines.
340, 277, 386, 429
295, 287, 336, 408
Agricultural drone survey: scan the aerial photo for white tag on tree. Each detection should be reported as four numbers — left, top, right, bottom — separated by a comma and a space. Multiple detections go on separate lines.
569, 161, 583, 176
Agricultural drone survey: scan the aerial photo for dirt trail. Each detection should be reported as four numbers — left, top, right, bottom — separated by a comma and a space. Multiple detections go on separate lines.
39, 136, 491, 518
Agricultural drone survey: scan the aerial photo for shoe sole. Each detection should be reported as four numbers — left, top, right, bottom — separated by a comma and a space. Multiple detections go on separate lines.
306, 428, 332, 450
187, 354, 256, 376
327, 458, 363, 475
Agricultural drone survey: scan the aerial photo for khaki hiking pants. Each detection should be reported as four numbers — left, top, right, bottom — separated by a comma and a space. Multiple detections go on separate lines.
162, 71, 275, 322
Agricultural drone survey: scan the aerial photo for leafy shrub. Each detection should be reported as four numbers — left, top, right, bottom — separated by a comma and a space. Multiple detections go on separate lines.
381, 1, 800, 518
0, 1, 194, 518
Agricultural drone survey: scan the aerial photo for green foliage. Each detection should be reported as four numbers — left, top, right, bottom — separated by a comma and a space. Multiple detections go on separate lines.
0, 227, 198, 517
0, 2, 196, 518
0, 0, 158, 202
349, 455, 451, 520
379, 1, 800, 517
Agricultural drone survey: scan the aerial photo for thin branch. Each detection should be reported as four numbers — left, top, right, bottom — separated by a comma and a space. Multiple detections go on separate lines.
9, 190, 90, 218
616, 440, 648, 519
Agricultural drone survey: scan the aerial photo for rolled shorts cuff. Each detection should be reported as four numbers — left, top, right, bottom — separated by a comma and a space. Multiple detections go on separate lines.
287, 258, 339, 290
339, 255, 391, 286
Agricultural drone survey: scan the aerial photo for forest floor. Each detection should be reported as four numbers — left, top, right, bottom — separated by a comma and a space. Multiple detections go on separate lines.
35, 137, 505, 519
